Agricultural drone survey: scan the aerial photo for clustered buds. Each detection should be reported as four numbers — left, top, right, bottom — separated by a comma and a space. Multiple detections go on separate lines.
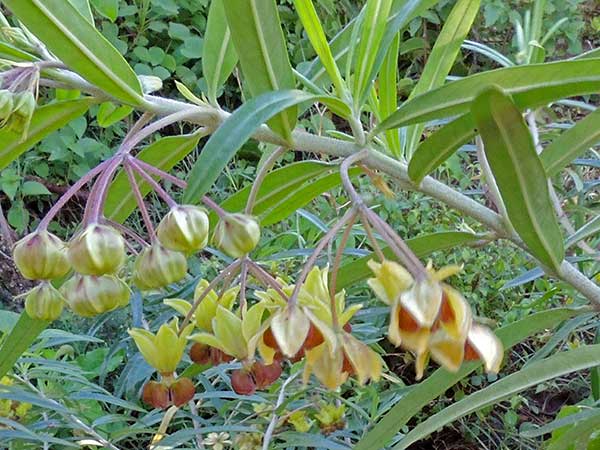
67, 224, 126, 275
0, 90, 35, 135
61, 274, 131, 317
24, 282, 65, 321
230, 361, 283, 395
368, 260, 504, 379
13, 230, 70, 280
213, 213, 260, 258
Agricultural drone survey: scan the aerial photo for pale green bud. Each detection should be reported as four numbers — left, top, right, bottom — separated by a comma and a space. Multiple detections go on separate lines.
212, 213, 260, 258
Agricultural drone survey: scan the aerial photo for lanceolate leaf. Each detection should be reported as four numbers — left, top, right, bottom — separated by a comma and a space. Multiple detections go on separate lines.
304, 0, 441, 88
377, 59, 600, 131
0, 313, 49, 379
408, 114, 476, 183
223, 0, 297, 141
183, 90, 326, 203
354, 307, 589, 450
394, 344, 600, 449
0, 43, 37, 62
336, 231, 481, 289
68, 0, 94, 23
472, 86, 564, 271
0, 98, 95, 170
293, 0, 345, 96
404, 0, 480, 157
541, 107, 600, 176
3, 0, 143, 105
104, 133, 203, 223
379, 33, 401, 157
353, 0, 393, 106
203, 0, 238, 105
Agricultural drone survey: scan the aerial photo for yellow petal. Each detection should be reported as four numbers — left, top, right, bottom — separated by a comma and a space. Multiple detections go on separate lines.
163, 298, 192, 317
129, 328, 161, 371
467, 324, 504, 373
429, 328, 465, 373
400, 279, 442, 328
189, 332, 227, 353
213, 305, 246, 359
431, 264, 463, 281
387, 300, 403, 347
303, 266, 329, 302
367, 260, 413, 305
195, 295, 219, 332
270, 306, 310, 357
339, 303, 362, 326
415, 351, 429, 381
303, 307, 338, 354
342, 333, 382, 385
438, 285, 472, 341
219, 285, 240, 310
307, 343, 347, 390
258, 335, 278, 365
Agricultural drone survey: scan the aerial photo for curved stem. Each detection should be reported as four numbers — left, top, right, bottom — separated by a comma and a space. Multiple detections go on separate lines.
245, 146, 287, 214
86, 158, 123, 225
329, 212, 357, 329
247, 260, 290, 302
131, 157, 187, 189
360, 211, 385, 262
128, 157, 177, 208
39, 159, 111, 230
201, 196, 227, 219
288, 207, 357, 308
124, 160, 156, 241
101, 218, 149, 247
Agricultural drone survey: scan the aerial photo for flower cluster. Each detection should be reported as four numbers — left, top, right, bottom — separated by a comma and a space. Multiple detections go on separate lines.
368, 260, 503, 379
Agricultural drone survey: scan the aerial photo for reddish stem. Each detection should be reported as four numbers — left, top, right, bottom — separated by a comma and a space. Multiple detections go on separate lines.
124, 160, 156, 241
128, 157, 177, 208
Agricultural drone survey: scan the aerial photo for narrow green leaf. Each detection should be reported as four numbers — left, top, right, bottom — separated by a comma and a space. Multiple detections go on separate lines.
337, 231, 481, 289
566, 216, 600, 249
353, 0, 393, 106
592, 326, 600, 402
293, 0, 345, 96
547, 413, 600, 450
203, 0, 238, 105
97, 102, 133, 127
3, 0, 143, 105
472, 86, 564, 271
355, 307, 589, 450
0, 313, 49, 379
0, 43, 37, 62
377, 59, 600, 131
541, 107, 600, 176
379, 33, 401, 157
0, 98, 95, 170
207, 161, 335, 226
404, 0, 480, 157
104, 133, 202, 223
183, 90, 324, 203
223, 0, 297, 140
408, 115, 476, 183
394, 344, 600, 449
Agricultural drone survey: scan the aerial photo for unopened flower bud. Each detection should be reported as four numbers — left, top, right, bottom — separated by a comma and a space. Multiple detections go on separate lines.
231, 369, 256, 395
8, 91, 35, 135
170, 377, 195, 406
24, 282, 65, 321
142, 381, 169, 410
157, 205, 209, 253
0, 89, 14, 122
13, 230, 70, 280
212, 213, 260, 258
61, 274, 131, 317
138, 75, 163, 94
68, 224, 126, 275
132, 243, 188, 290
252, 361, 282, 389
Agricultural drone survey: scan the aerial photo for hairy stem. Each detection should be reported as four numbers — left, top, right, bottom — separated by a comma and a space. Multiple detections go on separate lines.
128, 157, 177, 208
123, 160, 156, 241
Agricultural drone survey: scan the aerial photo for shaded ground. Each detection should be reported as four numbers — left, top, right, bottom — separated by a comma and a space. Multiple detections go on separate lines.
0, 231, 32, 311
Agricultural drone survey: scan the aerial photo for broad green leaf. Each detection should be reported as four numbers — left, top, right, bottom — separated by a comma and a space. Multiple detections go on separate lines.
376, 59, 600, 131
547, 414, 600, 450
3, 0, 143, 105
97, 102, 133, 127
353, 0, 393, 107
337, 231, 481, 289
304, 0, 440, 88
394, 344, 600, 449
472, 86, 564, 271
203, 0, 238, 105
208, 161, 335, 226
404, 0, 480, 157
104, 133, 202, 223
355, 307, 589, 450
183, 90, 330, 203
0, 98, 95, 170
408, 115, 476, 183
293, 0, 345, 96
541, 107, 600, 176
68, 0, 94, 23
0, 312, 49, 379
223, 0, 297, 141
378, 33, 401, 157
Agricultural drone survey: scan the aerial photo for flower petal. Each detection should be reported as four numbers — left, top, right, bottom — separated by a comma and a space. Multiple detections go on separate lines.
270, 306, 310, 357
466, 324, 503, 373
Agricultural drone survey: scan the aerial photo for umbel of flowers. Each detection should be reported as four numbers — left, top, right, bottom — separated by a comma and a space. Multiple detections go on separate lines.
368, 259, 503, 379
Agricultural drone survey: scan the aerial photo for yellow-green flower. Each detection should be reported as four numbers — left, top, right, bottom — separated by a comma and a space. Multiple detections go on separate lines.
165, 279, 239, 332
129, 319, 193, 375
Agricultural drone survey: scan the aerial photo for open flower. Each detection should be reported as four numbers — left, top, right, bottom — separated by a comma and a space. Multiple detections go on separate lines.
368, 259, 502, 379
129, 319, 193, 375
464, 324, 503, 373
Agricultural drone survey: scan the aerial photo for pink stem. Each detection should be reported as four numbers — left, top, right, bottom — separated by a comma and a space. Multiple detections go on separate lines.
128, 158, 177, 208
131, 158, 187, 189
201, 196, 227, 218
124, 160, 156, 241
